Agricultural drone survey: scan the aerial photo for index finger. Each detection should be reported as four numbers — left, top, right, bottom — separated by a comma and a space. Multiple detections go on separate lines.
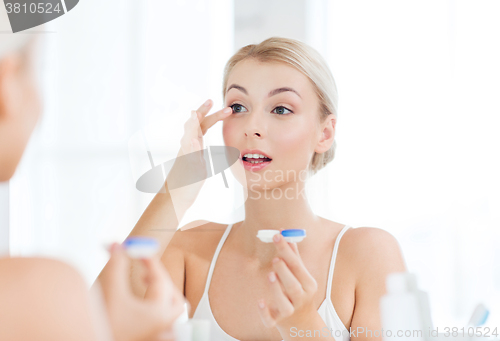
142, 257, 170, 301
194, 99, 214, 121
199, 106, 232, 135
273, 234, 316, 293
279, 228, 300, 255
289, 241, 299, 255
103, 243, 131, 296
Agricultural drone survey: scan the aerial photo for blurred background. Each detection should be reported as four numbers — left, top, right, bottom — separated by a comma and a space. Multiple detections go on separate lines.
1, 0, 499, 329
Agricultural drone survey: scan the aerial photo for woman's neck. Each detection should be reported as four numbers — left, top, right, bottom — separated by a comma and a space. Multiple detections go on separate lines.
233, 180, 324, 266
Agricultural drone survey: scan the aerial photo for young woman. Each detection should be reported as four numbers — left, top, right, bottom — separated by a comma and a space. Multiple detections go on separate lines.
0, 20, 184, 341
101, 37, 407, 341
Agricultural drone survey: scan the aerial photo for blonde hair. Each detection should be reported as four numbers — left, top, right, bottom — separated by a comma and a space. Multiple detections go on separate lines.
222, 36, 339, 176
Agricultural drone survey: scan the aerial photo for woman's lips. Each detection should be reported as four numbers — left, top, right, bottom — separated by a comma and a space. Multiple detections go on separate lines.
240, 157, 272, 171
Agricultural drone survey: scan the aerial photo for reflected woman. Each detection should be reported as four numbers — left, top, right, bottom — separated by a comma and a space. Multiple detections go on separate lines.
0, 15, 184, 341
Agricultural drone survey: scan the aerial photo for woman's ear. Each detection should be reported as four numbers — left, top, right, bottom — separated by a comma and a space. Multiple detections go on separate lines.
314, 115, 336, 154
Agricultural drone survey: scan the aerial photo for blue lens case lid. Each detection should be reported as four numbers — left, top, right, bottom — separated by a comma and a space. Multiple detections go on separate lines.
123, 237, 159, 247
281, 229, 306, 237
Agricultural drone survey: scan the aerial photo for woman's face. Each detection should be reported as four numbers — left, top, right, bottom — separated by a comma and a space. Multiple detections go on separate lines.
222, 58, 331, 189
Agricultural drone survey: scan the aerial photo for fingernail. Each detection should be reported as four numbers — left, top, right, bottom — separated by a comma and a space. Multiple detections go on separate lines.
272, 257, 280, 264
268, 272, 276, 283
258, 299, 265, 309
192, 111, 198, 120
110, 243, 122, 253
273, 233, 281, 242
223, 107, 232, 114
204, 99, 211, 106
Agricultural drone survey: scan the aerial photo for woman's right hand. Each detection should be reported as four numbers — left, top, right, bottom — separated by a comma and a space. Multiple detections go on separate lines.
165, 99, 232, 209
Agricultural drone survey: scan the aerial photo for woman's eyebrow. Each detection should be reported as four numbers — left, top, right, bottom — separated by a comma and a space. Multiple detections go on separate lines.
226, 84, 302, 99
226, 84, 247, 95
269, 87, 302, 99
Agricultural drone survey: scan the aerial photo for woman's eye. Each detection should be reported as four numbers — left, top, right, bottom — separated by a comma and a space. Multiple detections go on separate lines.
273, 106, 293, 115
229, 103, 247, 113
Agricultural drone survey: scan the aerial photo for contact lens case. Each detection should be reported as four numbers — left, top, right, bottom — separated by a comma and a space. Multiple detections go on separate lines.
123, 237, 160, 259
257, 229, 306, 243
281, 229, 306, 243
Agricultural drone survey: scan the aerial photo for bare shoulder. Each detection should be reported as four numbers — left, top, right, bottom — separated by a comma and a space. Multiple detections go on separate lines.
0, 257, 87, 301
0, 257, 85, 286
341, 226, 403, 254
0, 258, 95, 341
161, 220, 230, 290
341, 227, 408, 283
167, 220, 229, 255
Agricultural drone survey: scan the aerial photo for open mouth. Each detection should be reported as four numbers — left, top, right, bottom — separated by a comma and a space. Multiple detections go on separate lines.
240, 151, 273, 171
242, 156, 273, 164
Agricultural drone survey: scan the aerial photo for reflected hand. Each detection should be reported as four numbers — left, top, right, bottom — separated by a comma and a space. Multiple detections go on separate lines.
99, 243, 185, 341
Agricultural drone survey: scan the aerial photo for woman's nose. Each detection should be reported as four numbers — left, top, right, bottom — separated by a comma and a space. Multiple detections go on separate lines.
246, 129, 262, 138
243, 110, 264, 138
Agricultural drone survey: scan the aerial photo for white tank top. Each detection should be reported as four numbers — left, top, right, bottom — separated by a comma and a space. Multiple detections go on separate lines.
192, 223, 352, 341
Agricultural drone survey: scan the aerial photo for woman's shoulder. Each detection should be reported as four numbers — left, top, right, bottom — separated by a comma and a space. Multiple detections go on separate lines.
0, 257, 87, 297
168, 220, 232, 256
0, 257, 82, 279
318, 218, 405, 273
319, 218, 395, 247
341, 225, 402, 253
340, 225, 407, 277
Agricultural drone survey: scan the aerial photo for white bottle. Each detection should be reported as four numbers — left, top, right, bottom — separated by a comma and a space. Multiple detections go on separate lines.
408, 274, 434, 337
380, 272, 433, 341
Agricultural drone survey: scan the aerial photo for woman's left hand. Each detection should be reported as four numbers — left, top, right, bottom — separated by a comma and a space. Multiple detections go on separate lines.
257, 231, 319, 330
